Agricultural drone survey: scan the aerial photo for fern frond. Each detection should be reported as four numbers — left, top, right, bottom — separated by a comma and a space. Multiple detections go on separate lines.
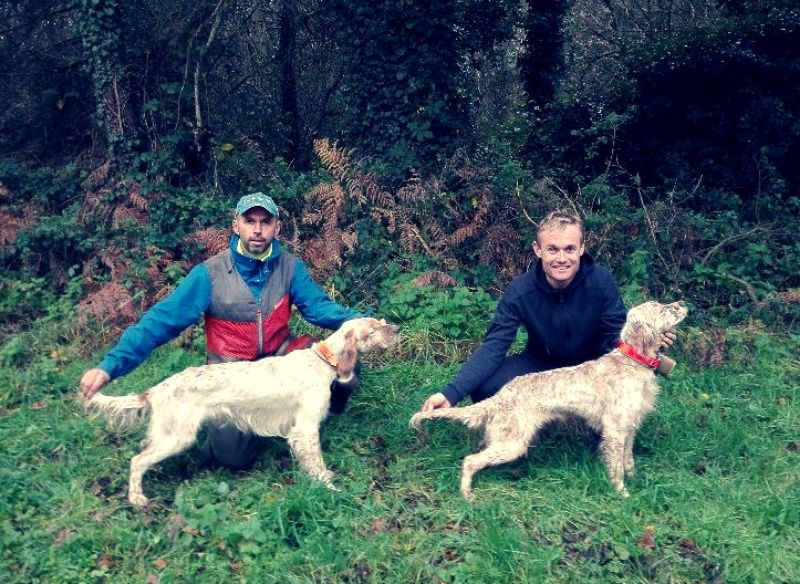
314, 138, 351, 183
187, 228, 229, 258
0, 211, 20, 246
446, 192, 492, 246
81, 161, 111, 191
112, 205, 147, 227
78, 282, 137, 326
128, 182, 147, 210
410, 271, 458, 289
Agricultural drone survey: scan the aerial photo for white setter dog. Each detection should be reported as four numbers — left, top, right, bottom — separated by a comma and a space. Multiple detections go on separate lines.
411, 301, 688, 500
86, 317, 399, 507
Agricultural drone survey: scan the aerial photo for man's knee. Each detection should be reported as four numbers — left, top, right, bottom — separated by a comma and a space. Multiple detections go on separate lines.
200, 424, 264, 471
329, 368, 360, 414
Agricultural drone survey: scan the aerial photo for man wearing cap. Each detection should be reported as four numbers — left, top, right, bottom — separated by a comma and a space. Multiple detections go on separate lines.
79, 192, 362, 470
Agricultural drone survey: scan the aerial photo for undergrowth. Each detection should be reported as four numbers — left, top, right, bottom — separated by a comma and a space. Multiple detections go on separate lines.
1, 305, 798, 583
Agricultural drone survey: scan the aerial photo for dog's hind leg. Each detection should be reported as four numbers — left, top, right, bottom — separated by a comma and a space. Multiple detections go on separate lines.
460, 440, 529, 501
287, 427, 335, 489
128, 417, 200, 507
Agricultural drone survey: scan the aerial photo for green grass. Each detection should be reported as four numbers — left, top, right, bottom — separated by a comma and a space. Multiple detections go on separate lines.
1, 332, 798, 583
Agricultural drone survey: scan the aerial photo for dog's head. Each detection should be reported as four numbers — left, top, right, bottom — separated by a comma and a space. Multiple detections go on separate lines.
336, 317, 399, 380
620, 301, 688, 355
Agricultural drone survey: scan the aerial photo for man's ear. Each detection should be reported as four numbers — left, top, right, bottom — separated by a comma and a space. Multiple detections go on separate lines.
232, 218, 240, 235
533, 240, 542, 259
274, 220, 282, 236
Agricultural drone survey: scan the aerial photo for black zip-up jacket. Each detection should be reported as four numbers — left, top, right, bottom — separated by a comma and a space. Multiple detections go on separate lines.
441, 254, 627, 405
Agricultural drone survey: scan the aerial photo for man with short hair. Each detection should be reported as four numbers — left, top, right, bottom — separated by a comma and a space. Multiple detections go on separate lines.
80, 192, 362, 469
420, 210, 635, 411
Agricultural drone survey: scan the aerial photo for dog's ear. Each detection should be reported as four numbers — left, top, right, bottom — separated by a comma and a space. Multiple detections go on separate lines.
337, 329, 358, 383
621, 321, 660, 353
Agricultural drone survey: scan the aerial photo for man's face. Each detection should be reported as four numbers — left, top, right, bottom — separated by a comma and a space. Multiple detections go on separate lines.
533, 224, 585, 289
232, 207, 280, 254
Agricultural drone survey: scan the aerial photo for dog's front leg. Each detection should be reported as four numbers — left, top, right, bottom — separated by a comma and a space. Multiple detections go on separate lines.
128, 457, 151, 508
599, 432, 628, 497
287, 428, 337, 489
622, 431, 636, 477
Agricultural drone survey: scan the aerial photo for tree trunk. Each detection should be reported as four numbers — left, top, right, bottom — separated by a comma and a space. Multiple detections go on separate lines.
277, 0, 306, 169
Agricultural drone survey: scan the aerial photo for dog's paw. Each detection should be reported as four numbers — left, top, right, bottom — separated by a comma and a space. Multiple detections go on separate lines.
128, 493, 150, 508
460, 487, 476, 502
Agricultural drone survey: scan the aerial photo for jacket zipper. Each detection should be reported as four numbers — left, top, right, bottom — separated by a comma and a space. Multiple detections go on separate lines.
256, 304, 264, 356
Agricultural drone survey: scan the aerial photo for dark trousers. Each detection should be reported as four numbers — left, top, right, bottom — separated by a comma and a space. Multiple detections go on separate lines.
470, 352, 557, 403
199, 369, 361, 471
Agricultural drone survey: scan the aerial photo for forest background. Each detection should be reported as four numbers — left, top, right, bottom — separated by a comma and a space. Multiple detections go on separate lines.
0, 0, 798, 582
0, 0, 798, 335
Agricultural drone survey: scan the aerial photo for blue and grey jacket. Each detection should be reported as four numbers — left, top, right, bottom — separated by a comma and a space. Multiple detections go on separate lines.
96, 236, 360, 380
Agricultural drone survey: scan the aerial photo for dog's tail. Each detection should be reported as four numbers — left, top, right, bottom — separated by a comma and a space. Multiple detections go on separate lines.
410, 404, 487, 432
85, 392, 151, 432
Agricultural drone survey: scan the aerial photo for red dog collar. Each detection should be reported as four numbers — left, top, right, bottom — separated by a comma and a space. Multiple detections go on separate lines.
617, 341, 661, 370
313, 342, 338, 368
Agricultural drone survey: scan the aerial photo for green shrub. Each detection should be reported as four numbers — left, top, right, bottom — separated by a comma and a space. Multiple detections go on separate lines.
381, 277, 496, 340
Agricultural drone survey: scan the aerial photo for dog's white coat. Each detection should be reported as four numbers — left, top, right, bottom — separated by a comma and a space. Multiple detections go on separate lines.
87, 317, 399, 507
411, 301, 688, 500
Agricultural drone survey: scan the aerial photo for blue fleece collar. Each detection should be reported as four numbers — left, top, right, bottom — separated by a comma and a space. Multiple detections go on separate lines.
229, 235, 283, 288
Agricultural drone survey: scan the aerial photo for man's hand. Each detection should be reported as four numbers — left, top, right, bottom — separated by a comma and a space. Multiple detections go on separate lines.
420, 392, 451, 412
79, 368, 111, 400
660, 327, 677, 350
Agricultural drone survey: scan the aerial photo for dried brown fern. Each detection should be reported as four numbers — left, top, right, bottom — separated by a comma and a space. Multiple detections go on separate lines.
370, 206, 398, 234
303, 183, 344, 226
77, 282, 137, 345
140, 247, 180, 303
111, 182, 150, 227
301, 182, 350, 278
0, 211, 20, 246
346, 175, 369, 207
128, 181, 147, 210
81, 161, 112, 191
410, 271, 458, 289
446, 190, 493, 247
777, 289, 800, 304
394, 176, 428, 205
186, 227, 230, 260
684, 328, 729, 368
314, 138, 351, 183
302, 236, 344, 280
418, 218, 447, 253
112, 205, 148, 227
95, 246, 127, 283
480, 224, 528, 281
304, 139, 531, 286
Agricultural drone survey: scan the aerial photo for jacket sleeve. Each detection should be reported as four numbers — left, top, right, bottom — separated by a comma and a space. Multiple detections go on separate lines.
597, 271, 627, 352
289, 259, 361, 330
97, 264, 213, 379
440, 294, 519, 406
